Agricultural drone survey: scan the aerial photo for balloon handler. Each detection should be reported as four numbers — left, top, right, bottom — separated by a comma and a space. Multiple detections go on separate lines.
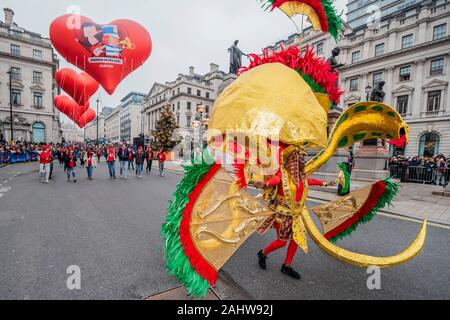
161, 1, 427, 297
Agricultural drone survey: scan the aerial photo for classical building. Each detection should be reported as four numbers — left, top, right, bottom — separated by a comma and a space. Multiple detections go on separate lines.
61, 122, 83, 143
143, 64, 227, 152
104, 107, 121, 144
0, 8, 61, 143
85, 106, 113, 142
119, 92, 145, 144
339, 0, 450, 157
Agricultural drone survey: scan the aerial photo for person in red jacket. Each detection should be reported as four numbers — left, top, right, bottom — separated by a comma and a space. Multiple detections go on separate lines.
39, 145, 53, 183
106, 144, 117, 179
158, 149, 166, 177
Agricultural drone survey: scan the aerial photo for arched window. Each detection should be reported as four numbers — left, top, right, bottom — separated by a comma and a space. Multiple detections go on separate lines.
32, 122, 45, 143
419, 132, 440, 157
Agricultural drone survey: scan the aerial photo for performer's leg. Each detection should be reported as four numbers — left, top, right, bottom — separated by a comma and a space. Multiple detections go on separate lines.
281, 240, 301, 280
258, 223, 287, 270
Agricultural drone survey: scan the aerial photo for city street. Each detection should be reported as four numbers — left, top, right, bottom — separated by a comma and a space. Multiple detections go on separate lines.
0, 161, 449, 300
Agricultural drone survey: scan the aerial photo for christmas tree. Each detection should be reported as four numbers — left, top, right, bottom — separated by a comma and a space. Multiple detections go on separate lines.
151, 106, 181, 151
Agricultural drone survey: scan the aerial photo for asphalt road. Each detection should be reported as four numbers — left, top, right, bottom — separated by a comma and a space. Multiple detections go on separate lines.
0, 161, 449, 300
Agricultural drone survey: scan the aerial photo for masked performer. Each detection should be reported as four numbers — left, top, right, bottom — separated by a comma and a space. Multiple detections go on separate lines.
161, 0, 427, 297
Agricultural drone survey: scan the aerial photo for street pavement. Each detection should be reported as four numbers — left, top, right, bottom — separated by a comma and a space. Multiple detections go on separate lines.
0, 161, 449, 300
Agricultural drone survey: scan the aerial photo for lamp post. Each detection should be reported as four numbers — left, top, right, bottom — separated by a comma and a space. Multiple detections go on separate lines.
7, 68, 13, 142
193, 105, 209, 158
365, 84, 372, 101
96, 98, 100, 144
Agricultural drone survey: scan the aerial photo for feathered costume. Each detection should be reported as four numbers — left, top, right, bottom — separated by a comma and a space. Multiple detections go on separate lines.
161, 0, 427, 297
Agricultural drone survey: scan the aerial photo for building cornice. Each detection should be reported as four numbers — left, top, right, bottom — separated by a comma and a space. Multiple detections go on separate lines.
0, 51, 57, 68
0, 31, 53, 49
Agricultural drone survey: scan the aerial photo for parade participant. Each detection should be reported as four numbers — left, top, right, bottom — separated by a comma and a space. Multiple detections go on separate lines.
135, 146, 145, 178
157, 149, 166, 177
85, 147, 97, 180
145, 145, 153, 173
106, 144, 117, 179
128, 144, 135, 171
65, 147, 77, 183
161, 8, 426, 295
117, 143, 129, 179
96, 146, 102, 163
39, 145, 53, 184
79, 147, 85, 167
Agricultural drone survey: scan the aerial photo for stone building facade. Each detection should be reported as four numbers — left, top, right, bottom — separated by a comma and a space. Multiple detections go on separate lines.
143, 64, 227, 153
0, 8, 61, 143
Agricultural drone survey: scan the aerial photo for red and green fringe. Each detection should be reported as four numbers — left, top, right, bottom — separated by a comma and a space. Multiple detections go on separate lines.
161, 152, 220, 297
324, 179, 399, 243
259, 0, 343, 40
239, 46, 343, 104
338, 162, 350, 194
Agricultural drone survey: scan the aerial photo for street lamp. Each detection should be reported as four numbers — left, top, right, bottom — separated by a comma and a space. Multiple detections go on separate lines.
365, 84, 372, 101
96, 98, 100, 144
7, 68, 14, 142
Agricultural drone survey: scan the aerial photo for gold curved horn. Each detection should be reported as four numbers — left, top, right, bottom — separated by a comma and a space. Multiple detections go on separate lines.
301, 209, 427, 268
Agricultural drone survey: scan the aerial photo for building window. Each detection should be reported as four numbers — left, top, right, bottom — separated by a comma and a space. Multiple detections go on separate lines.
433, 24, 447, 40
12, 89, 21, 105
430, 58, 444, 75
186, 116, 191, 128
10, 67, 21, 80
427, 90, 441, 112
374, 43, 384, 57
33, 92, 43, 108
351, 51, 361, 64
316, 42, 324, 55
172, 90, 175, 97
396, 95, 409, 115
187, 102, 191, 110
197, 89, 201, 96
349, 78, 359, 91
33, 49, 42, 60
177, 115, 180, 124
10, 44, 20, 55
177, 88, 180, 94
419, 132, 440, 157
177, 102, 180, 111
32, 122, 45, 143
373, 72, 383, 86
399, 66, 411, 81
172, 104, 175, 112
206, 92, 210, 99
205, 106, 209, 114
33, 71, 42, 84
187, 87, 192, 94
401, 34, 413, 49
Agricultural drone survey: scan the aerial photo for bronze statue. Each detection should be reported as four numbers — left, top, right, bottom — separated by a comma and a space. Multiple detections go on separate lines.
370, 81, 386, 102
326, 47, 345, 71
228, 40, 247, 74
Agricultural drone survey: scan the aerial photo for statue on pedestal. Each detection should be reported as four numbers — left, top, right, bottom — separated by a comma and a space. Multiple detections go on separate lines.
326, 47, 345, 110
228, 40, 247, 75
370, 81, 386, 102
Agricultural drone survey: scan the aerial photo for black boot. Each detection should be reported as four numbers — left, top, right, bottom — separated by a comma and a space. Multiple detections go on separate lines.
257, 250, 267, 270
281, 264, 301, 280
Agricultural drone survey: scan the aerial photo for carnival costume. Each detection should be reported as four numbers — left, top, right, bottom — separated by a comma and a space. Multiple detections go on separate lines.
161, 0, 427, 297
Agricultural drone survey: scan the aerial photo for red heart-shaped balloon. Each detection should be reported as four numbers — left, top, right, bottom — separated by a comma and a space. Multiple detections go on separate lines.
76, 108, 97, 128
55, 68, 99, 106
50, 15, 152, 95
54, 95, 90, 123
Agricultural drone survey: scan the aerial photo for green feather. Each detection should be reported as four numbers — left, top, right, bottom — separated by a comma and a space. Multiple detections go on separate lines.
161, 151, 215, 297
337, 162, 350, 194
330, 178, 399, 243
321, 0, 344, 41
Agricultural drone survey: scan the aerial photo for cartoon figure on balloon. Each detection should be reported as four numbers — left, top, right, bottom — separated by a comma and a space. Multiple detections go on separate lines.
78, 23, 135, 60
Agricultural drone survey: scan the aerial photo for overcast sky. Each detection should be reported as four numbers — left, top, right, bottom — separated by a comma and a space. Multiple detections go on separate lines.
3, 0, 346, 120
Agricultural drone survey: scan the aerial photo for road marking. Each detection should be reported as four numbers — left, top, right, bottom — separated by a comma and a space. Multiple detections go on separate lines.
0, 187, 11, 193
308, 197, 450, 230
0, 193, 3, 198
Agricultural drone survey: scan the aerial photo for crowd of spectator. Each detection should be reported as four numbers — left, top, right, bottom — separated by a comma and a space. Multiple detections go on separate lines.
388, 154, 450, 186
0, 142, 42, 164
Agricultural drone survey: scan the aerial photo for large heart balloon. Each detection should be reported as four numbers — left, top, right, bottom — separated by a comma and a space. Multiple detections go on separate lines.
55, 68, 99, 106
50, 14, 152, 95
76, 108, 96, 128
54, 95, 89, 122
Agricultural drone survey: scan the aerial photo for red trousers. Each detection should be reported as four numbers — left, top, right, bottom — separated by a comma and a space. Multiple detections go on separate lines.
262, 223, 298, 266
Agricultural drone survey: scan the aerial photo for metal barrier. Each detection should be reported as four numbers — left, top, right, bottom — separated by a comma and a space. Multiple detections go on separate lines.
0, 151, 39, 164
389, 165, 450, 185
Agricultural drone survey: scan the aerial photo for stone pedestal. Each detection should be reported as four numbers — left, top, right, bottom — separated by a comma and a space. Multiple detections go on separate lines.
352, 140, 389, 181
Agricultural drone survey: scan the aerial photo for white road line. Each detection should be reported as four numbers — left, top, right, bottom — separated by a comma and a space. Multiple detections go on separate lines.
0, 193, 3, 198
2, 180, 7, 184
